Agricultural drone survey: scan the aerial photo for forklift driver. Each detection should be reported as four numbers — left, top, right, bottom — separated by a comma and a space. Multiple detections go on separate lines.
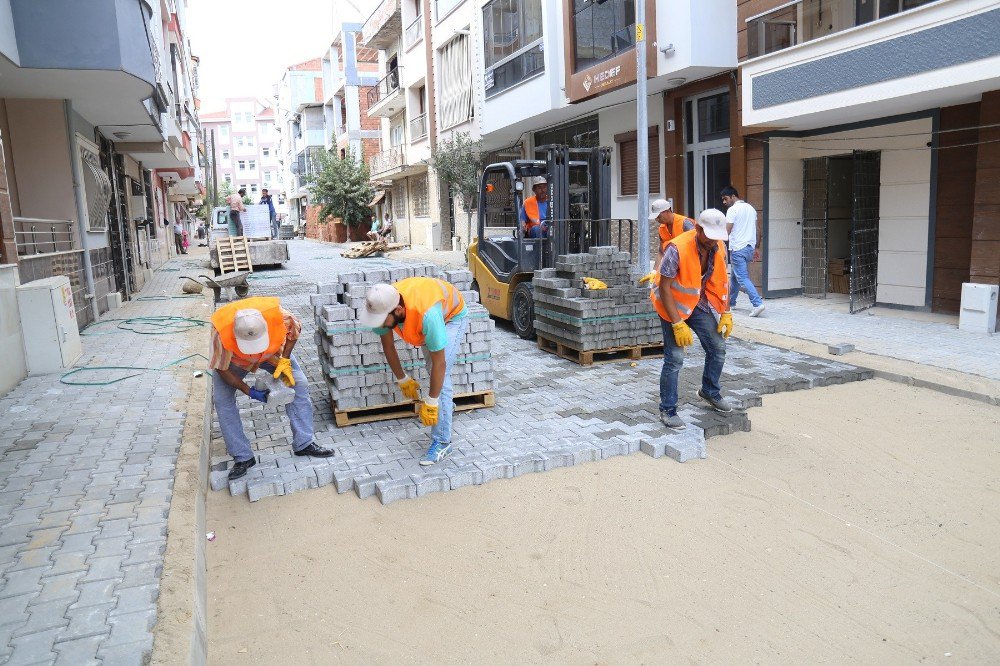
519, 176, 550, 238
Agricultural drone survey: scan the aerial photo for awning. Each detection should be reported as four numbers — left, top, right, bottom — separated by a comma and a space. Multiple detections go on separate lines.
369, 190, 386, 207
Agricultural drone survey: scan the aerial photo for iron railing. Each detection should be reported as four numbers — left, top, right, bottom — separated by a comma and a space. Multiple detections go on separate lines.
409, 112, 428, 140
369, 146, 406, 176
366, 67, 402, 108
14, 218, 76, 256
405, 14, 423, 48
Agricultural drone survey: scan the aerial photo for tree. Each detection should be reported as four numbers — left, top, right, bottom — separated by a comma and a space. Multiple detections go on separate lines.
307, 149, 374, 228
431, 133, 484, 244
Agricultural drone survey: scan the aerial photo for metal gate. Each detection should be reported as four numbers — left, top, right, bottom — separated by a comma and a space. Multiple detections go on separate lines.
99, 137, 137, 299
801, 157, 829, 298
850, 150, 880, 313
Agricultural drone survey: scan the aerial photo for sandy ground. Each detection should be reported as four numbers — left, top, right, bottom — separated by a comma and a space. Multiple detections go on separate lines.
206, 379, 1000, 664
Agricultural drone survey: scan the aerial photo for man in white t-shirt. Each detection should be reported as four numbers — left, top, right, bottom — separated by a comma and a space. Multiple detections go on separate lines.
721, 186, 764, 317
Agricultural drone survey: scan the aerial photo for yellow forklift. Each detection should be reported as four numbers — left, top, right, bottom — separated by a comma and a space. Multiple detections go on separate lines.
467, 145, 632, 339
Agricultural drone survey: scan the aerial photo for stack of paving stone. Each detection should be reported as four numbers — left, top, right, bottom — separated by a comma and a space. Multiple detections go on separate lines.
533, 246, 661, 351
311, 264, 497, 414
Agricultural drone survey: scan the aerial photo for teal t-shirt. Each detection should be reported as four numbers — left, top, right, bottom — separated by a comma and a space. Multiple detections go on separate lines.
373, 303, 467, 352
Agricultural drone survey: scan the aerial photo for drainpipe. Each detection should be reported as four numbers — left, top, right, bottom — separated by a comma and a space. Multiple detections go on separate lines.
64, 100, 101, 323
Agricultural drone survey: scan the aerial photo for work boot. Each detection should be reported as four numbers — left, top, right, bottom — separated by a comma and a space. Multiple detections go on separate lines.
228, 457, 257, 481
697, 389, 735, 413
293, 442, 335, 458
660, 411, 686, 431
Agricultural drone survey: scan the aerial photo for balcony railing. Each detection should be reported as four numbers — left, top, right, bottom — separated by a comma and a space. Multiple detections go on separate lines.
409, 113, 428, 140
369, 146, 406, 176
13, 218, 76, 256
405, 14, 423, 48
366, 67, 402, 108
746, 0, 937, 59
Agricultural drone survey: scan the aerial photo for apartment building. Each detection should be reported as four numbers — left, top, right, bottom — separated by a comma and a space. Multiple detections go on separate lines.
362, 0, 483, 250
0, 0, 203, 392
275, 59, 325, 228
201, 98, 282, 208
322, 22, 382, 163
738, 0, 999, 314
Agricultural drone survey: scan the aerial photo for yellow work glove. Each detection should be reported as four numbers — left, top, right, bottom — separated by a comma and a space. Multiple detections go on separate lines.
582, 277, 608, 290
672, 321, 694, 347
717, 312, 734, 339
397, 374, 420, 400
272, 357, 295, 387
638, 272, 656, 285
419, 397, 439, 427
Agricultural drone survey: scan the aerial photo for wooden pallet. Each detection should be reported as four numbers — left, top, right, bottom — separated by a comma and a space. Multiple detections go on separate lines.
341, 240, 405, 259
332, 390, 496, 427
536, 334, 663, 367
217, 236, 253, 274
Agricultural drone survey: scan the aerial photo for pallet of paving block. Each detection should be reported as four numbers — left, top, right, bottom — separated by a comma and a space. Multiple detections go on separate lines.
216, 236, 253, 274
331, 390, 496, 427
536, 334, 663, 367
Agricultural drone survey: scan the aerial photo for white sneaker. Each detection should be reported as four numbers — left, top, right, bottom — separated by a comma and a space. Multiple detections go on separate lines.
749, 304, 765, 318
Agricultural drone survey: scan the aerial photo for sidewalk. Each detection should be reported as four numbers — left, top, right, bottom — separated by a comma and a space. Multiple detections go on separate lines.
733, 295, 1000, 381
0, 252, 211, 665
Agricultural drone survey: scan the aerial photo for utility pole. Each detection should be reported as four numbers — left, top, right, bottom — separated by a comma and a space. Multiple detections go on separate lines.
635, 3, 649, 275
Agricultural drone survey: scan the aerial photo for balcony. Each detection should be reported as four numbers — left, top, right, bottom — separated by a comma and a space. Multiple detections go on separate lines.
362, 0, 402, 50
369, 146, 407, 177
740, 0, 1000, 130
367, 68, 406, 118
404, 14, 423, 49
409, 113, 428, 141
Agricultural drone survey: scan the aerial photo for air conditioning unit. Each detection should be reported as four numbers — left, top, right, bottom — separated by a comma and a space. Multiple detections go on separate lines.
16, 276, 82, 374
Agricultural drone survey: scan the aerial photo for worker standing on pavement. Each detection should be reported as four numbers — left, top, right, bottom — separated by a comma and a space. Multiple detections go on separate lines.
227, 188, 247, 236
650, 210, 736, 431
359, 278, 467, 466
650, 198, 695, 262
209, 297, 334, 480
519, 176, 550, 238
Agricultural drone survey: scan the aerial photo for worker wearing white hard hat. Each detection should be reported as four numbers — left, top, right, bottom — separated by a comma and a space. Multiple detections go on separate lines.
519, 176, 550, 238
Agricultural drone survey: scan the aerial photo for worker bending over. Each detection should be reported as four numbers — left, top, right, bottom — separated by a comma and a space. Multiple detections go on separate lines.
649, 198, 694, 262
520, 176, 550, 238
360, 278, 467, 465
650, 210, 736, 431
210, 297, 334, 481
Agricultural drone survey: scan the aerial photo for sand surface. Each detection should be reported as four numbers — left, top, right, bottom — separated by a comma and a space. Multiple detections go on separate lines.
206, 379, 1000, 664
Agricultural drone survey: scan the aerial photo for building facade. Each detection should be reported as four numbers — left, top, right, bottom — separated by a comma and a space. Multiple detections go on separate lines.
274, 58, 325, 229
738, 0, 999, 314
201, 97, 281, 210
323, 23, 382, 163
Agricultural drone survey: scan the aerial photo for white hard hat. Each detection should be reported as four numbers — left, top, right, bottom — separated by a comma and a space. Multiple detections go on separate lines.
358, 283, 401, 328
532, 176, 547, 188
233, 309, 270, 355
697, 209, 729, 241
648, 198, 672, 220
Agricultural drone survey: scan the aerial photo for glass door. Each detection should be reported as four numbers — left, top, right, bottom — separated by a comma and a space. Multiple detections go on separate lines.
684, 89, 731, 217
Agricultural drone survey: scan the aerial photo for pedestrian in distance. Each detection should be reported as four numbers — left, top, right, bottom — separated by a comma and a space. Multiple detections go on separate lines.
359, 278, 468, 466
227, 187, 247, 236
260, 188, 277, 238
721, 186, 765, 317
173, 220, 186, 255
209, 297, 335, 480
650, 209, 736, 431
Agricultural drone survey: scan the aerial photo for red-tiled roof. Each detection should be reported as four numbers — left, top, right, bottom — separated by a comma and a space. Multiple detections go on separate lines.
199, 110, 229, 120
289, 57, 322, 71
257, 107, 275, 119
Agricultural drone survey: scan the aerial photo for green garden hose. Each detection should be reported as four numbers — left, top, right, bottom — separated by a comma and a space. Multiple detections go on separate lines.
60, 353, 209, 386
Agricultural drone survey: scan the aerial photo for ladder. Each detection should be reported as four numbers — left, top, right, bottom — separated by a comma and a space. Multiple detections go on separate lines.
217, 236, 253, 274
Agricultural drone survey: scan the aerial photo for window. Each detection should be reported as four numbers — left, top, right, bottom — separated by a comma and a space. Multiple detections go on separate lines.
411, 173, 429, 216
250, 183, 258, 193
222, 150, 230, 160
615, 126, 660, 196
436, 0, 462, 20
238, 160, 246, 171
224, 174, 232, 183
220, 126, 230, 138
573, 0, 635, 71
392, 181, 406, 217
390, 114, 406, 146
237, 137, 245, 148
696, 92, 729, 142
262, 147, 270, 157
438, 34, 474, 129
249, 160, 256, 170
483, 0, 544, 98
247, 137, 255, 149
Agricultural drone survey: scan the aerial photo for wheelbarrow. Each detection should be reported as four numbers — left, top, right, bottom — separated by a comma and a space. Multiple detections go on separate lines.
181, 272, 251, 302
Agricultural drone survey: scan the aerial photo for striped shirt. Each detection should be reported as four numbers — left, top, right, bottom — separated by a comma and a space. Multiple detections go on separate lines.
209, 308, 301, 372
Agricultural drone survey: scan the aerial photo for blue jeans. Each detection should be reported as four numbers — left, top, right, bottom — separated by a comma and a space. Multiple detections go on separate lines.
212, 354, 314, 462
729, 245, 763, 307
659, 308, 726, 415
422, 317, 468, 446
527, 225, 548, 238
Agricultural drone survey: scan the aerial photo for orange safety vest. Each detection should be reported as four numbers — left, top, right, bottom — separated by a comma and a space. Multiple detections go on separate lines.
393, 277, 466, 347
211, 296, 287, 365
523, 196, 543, 231
658, 213, 694, 252
650, 230, 729, 322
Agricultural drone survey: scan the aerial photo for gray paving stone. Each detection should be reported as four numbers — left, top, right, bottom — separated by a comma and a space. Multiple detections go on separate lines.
53, 633, 105, 666
60, 601, 114, 641
7, 626, 61, 664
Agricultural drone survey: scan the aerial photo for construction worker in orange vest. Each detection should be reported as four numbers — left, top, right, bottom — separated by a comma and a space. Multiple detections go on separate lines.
650, 209, 736, 431
359, 277, 468, 466
649, 198, 695, 261
209, 297, 335, 481
519, 176, 550, 238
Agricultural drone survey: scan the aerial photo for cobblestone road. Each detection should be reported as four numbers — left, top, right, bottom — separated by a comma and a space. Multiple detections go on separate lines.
0, 255, 211, 665
212, 240, 871, 504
